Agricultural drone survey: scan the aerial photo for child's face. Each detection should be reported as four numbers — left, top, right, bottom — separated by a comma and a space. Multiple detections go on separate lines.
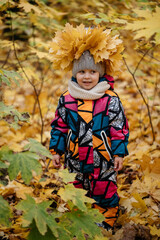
76, 69, 99, 90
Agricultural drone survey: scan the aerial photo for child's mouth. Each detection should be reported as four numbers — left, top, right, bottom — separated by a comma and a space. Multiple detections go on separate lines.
83, 81, 92, 84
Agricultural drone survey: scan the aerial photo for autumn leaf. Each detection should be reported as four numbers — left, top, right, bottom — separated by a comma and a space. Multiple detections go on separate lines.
0, 102, 30, 129
24, 138, 53, 159
94, 237, 109, 240
16, 195, 59, 237
58, 184, 94, 212
0, 68, 22, 87
11, 180, 34, 200
27, 221, 57, 240
58, 168, 76, 184
19, 0, 42, 14
61, 208, 104, 240
0, 160, 7, 168
149, 225, 160, 237
0, 195, 12, 227
0, 146, 12, 169
132, 192, 147, 213
2, 151, 42, 184
125, 6, 160, 44
27, 220, 71, 240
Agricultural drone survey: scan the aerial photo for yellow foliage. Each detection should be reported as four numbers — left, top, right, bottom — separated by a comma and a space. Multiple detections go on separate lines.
49, 23, 124, 76
125, 6, 160, 44
0, 1, 160, 239
11, 181, 34, 200
19, 0, 42, 14
132, 192, 147, 213
149, 225, 160, 237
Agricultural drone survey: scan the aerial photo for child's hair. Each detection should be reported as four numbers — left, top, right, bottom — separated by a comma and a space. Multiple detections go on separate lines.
49, 23, 124, 76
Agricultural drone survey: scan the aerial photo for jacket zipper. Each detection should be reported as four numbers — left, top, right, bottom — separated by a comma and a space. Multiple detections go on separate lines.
100, 130, 113, 159
67, 129, 72, 150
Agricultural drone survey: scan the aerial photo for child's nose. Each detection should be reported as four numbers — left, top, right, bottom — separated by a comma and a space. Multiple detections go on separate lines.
84, 72, 90, 78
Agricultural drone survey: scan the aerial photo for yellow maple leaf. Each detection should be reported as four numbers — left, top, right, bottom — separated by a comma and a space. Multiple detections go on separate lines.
149, 225, 160, 237
119, 197, 134, 212
151, 158, 160, 174
132, 192, 147, 213
150, 190, 160, 202
130, 213, 146, 225
125, 6, 160, 44
12, 180, 34, 200
19, 0, 42, 14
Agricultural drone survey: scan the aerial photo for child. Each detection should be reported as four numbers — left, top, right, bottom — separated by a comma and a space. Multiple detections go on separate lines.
49, 24, 129, 231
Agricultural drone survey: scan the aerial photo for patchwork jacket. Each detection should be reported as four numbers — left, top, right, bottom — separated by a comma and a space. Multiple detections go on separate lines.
49, 76, 129, 178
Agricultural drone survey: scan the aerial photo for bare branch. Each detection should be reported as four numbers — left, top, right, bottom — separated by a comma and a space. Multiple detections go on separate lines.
139, 50, 160, 63
123, 56, 155, 143
8, 1, 44, 143
1, 49, 11, 68
133, 46, 153, 75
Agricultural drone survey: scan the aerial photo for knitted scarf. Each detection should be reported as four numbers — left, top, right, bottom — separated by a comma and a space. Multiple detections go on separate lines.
68, 78, 110, 100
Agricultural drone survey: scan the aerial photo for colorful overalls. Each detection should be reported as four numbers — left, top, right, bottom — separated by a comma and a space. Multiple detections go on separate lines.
49, 76, 129, 229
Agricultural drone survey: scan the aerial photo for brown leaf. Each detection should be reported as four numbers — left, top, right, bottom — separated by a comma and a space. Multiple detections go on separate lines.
121, 223, 151, 240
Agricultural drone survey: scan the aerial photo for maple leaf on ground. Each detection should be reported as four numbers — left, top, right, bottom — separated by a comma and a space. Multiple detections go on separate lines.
0, 160, 7, 168
122, 223, 151, 240
2, 151, 42, 184
27, 221, 56, 240
16, 195, 60, 237
58, 168, 77, 184
0, 147, 8, 169
94, 236, 109, 240
58, 183, 94, 212
0, 195, 12, 227
60, 208, 104, 240
24, 138, 53, 159
28, 219, 72, 240
149, 225, 160, 237
132, 192, 148, 213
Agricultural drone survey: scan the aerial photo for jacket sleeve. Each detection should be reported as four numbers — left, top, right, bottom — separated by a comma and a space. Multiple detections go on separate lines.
108, 95, 129, 157
49, 95, 68, 156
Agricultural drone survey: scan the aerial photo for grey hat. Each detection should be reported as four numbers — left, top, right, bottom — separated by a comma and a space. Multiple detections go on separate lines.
72, 50, 105, 77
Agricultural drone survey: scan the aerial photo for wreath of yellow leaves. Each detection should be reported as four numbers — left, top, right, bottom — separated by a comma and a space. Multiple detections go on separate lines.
49, 23, 124, 76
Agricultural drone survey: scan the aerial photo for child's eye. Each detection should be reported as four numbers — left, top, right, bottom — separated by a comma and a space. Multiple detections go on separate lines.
91, 70, 96, 74
79, 70, 85, 74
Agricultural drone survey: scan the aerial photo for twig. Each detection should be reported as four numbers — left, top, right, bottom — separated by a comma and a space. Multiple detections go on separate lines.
32, 59, 50, 116
139, 50, 160, 63
45, 159, 52, 172
123, 55, 155, 143
32, 73, 44, 116
151, 73, 158, 113
1, 49, 11, 68
15, 179, 29, 187
133, 46, 153, 75
8, 0, 44, 143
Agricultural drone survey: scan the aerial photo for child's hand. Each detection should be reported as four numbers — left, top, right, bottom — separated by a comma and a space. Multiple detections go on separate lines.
114, 157, 123, 172
52, 154, 61, 168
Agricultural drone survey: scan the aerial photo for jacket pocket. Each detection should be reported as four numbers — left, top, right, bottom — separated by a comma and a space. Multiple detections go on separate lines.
100, 130, 113, 160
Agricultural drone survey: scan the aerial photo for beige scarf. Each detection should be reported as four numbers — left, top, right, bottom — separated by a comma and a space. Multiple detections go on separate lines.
68, 79, 110, 100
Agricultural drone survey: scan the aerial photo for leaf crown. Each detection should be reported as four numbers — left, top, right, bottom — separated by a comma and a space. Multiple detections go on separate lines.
49, 23, 124, 76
